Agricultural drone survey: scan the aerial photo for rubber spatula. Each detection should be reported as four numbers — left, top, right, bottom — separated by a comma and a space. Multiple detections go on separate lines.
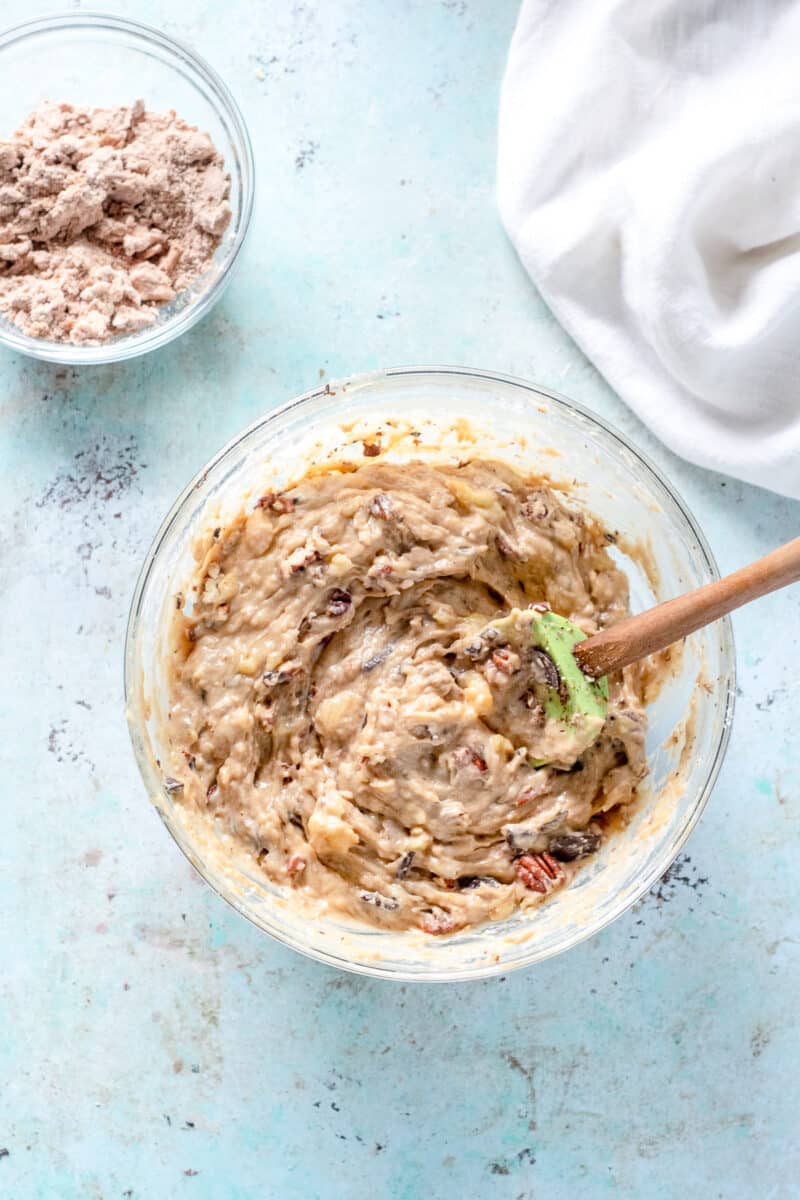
486, 534, 800, 761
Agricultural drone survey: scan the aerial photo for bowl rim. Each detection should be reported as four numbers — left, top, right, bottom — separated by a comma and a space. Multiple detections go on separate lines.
125, 365, 737, 981
0, 9, 255, 365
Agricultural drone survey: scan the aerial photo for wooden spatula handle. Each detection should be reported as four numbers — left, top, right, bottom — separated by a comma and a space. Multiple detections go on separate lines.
575, 535, 800, 678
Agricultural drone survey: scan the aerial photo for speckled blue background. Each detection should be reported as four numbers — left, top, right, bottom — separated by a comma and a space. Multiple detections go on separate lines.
1, 2, 799, 1197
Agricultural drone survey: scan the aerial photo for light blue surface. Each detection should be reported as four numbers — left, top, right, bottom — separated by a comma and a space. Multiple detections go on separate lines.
1, 2, 799, 1197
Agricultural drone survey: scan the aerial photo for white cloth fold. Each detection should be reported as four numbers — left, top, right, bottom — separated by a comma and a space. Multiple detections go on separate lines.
498, 0, 800, 498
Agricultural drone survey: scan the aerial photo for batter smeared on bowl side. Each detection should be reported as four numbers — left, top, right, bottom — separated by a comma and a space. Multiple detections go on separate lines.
166, 458, 649, 935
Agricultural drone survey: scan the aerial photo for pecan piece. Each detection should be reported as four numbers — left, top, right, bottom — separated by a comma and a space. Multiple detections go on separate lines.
421, 907, 456, 935
495, 532, 517, 559
516, 852, 565, 894
257, 492, 296, 513
369, 493, 394, 519
452, 746, 488, 773
523, 492, 549, 521
491, 647, 517, 674
326, 588, 352, 617
286, 545, 321, 574
513, 776, 551, 807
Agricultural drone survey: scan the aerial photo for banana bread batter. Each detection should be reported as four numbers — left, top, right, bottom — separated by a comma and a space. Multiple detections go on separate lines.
166, 458, 649, 935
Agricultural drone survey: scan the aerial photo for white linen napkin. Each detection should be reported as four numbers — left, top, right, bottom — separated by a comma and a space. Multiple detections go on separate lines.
498, 0, 800, 499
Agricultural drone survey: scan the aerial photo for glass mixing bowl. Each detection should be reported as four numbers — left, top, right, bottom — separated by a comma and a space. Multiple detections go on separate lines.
125, 367, 736, 981
0, 12, 254, 364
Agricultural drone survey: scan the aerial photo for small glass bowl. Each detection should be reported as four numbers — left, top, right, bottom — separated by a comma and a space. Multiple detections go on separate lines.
125, 367, 736, 981
0, 12, 254, 364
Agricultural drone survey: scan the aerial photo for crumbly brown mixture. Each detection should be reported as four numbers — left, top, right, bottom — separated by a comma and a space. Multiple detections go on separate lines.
166, 459, 649, 935
0, 100, 230, 343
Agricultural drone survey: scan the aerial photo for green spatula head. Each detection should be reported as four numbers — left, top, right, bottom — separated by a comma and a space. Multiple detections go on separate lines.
481, 608, 608, 767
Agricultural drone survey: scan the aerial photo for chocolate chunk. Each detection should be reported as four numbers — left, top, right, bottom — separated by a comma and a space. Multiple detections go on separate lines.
362, 647, 390, 672
264, 669, 291, 686
505, 828, 525, 856
529, 649, 559, 689
396, 851, 415, 879
163, 776, 184, 796
464, 639, 485, 660
360, 891, 399, 910
548, 829, 601, 861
